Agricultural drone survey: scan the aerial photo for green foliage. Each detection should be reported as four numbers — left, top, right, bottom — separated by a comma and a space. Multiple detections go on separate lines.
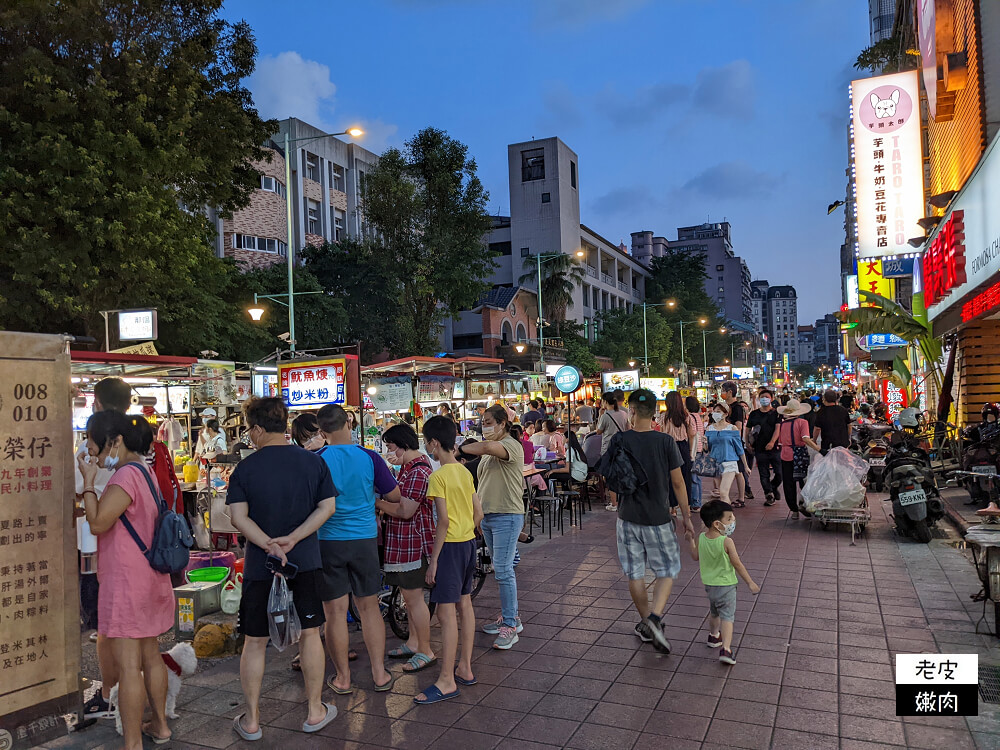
0, 0, 275, 353
592, 307, 674, 373
793, 363, 818, 380
854, 33, 919, 73
519, 254, 587, 335
361, 128, 494, 355
562, 334, 602, 378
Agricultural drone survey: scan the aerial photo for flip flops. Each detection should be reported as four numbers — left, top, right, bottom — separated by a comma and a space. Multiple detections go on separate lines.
388, 644, 416, 659
402, 653, 438, 673
233, 714, 262, 742
413, 684, 460, 704
302, 702, 338, 733
326, 677, 354, 695
455, 674, 478, 686
374, 673, 397, 693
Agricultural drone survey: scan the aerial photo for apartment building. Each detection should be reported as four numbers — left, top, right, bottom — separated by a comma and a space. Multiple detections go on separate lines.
442, 137, 649, 355
764, 284, 799, 365
208, 118, 380, 269
814, 313, 842, 366
797, 325, 815, 365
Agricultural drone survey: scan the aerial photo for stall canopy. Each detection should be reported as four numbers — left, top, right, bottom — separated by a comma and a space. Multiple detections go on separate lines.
361, 355, 505, 379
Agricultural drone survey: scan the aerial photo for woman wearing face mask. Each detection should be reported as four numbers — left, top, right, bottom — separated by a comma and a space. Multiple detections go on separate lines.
198, 418, 227, 459
291, 413, 325, 451
705, 402, 750, 508
455, 404, 525, 650
376, 424, 437, 673
77, 411, 175, 748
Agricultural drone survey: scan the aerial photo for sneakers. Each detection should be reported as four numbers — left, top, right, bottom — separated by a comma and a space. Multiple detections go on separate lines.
482, 615, 523, 635
745, 489, 755, 500
706, 632, 723, 648
719, 648, 737, 665
82, 691, 115, 720
790, 511, 800, 520
493, 625, 520, 650
634, 622, 653, 643
642, 616, 671, 654
764, 493, 777, 507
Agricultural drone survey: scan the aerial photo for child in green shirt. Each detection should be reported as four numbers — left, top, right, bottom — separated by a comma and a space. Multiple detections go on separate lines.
688, 500, 760, 664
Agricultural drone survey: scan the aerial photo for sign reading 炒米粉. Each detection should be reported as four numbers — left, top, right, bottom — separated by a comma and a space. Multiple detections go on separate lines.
554, 365, 581, 394
278, 358, 346, 407
851, 71, 924, 259
895, 654, 978, 716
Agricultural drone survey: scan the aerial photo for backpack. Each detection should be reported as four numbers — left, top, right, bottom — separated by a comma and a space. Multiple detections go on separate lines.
598, 434, 648, 496
119, 462, 193, 574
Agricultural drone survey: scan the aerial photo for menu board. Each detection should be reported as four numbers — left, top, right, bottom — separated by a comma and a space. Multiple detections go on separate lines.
370, 381, 413, 412
601, 370, 640, 392
468, 381, 500, 400
0, 333, 80, 746
416, 380, 452, 404
278, 358, 346, 407
451, 381, 465, 400
192, 360, 237, 405
640, 377, 678, 400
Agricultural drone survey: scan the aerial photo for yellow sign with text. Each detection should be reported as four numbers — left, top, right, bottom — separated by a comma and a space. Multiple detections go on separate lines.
857, 259, 895, 307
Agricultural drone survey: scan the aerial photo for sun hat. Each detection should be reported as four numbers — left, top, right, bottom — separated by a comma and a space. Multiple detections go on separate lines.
777, 398, 811, 417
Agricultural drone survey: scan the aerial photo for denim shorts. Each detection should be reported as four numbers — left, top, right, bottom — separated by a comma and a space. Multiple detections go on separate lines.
706, 584, 738, 622
616, 519, 682, 580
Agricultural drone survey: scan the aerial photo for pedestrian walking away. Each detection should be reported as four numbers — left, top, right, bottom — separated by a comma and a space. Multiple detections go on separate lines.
226, 397, 339, 741
814, 388, 852, 453
600, 388, 695, 655
456, 404, 525, 649
688, 500, 760, 664
775, 398, 821, 518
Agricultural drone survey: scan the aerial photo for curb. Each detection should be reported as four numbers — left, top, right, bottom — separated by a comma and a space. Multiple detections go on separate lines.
939, 489, 973, 535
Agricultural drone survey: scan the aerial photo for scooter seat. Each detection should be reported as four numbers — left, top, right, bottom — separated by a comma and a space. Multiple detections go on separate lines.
975, 503, 1000, 517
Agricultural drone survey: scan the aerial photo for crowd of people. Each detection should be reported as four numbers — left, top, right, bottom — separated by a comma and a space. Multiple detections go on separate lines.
75, 374, 896, 747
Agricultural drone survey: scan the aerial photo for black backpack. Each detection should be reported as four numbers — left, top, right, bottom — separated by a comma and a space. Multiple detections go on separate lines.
119, 462, 193, 574
598, 433, 648, 496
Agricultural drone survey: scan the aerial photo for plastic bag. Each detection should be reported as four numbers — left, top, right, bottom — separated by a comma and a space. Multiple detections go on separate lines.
267, 574, 301, 652
801, 447, 870, 512
221, 572, 242, 615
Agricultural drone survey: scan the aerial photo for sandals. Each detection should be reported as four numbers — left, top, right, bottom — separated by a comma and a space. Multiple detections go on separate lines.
326, 678, 354, 695
388, 644, 415, 659
402, 653, 438, 673
233, 714, 262, 742
374, 673, 397, 693
414, 684, 460, 704
302, 702, 338, 734
732, 500, 746, 508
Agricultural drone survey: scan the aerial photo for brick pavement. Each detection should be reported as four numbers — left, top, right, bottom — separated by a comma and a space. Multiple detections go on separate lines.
45, 479, 1000, 750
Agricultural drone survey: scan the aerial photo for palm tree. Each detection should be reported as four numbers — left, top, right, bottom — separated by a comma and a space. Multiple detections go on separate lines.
519, 253, 586, 337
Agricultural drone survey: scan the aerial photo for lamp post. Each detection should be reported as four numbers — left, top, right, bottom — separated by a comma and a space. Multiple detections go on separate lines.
247, 291, 325, 352
665, 301, 707, 386
703, 325, 726, 377
534, 250, 583, 373
281, 122, 363, 352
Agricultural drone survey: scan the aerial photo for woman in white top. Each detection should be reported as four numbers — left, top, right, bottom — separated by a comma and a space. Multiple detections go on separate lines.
197, 419, 227, 459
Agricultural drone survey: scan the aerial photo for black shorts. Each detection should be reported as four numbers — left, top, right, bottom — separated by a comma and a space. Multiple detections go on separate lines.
430, 539, 477, 604
239, 570, 325, 639
320, 538, 381, 600
384, 559, 428, 590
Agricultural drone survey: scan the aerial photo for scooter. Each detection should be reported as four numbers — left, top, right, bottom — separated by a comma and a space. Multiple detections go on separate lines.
858, 423, 894, 491
884, 431, 945, 543
960, 421, 1000, 507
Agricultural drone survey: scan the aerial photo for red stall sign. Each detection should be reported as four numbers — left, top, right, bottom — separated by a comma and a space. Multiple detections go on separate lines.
880, 380, 909, 421
923, 210, 966, 308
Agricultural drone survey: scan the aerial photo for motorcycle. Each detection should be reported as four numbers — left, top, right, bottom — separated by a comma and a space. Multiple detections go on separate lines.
884, 430, 945, 543
960, 421, 1000, 507
857, 423, 894, 491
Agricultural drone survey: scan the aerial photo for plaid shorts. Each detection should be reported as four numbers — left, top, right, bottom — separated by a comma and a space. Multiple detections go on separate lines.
616, 518, 682, 581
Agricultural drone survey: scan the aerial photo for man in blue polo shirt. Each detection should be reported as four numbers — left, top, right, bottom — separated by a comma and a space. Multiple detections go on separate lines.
316, 404, 400, 694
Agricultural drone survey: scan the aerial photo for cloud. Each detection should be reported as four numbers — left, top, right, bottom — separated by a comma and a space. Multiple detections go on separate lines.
590, 185, 658, 217
692, 60, 756, 120
248, 52, 338, 129
534, 0, 651, 28
681, 161, 783, 199
595, 82, 690, 127
541, 81, 583, 129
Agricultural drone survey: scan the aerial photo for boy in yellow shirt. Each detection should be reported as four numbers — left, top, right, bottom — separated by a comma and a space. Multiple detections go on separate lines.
414, 416, 483, 704
688, 500, 760, 665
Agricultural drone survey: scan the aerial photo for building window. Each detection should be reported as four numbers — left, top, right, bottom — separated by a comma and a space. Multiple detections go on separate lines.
570, 161, 577, 189
489, 241, 512, 256
330, 163, 344, 191
520, 247, 530, 257
306, 200, 320, 234
521, 148, 545, 182
716, 264, 724, 271
541, 192, 551, 203
718, 287, 725, 293
260, 175, 286, 197
233, 234, 287, 256
334, 209, 345, 241
583, 284, 590, 308
453, 333, 483, 350
593, 288, 600, 310
718, 276, 724, 282
515, 323, 527, 342
304, 152, 319, 181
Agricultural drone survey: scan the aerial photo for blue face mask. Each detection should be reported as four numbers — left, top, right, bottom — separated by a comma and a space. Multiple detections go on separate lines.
102, 444, 120, 470
759, 398, 771, 408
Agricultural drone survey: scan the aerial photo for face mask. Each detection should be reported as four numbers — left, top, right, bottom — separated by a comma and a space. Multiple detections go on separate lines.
102, 443, 120, 470
759, 398, 771, 407
711, 412, 725, 423
721, 519, 736, 536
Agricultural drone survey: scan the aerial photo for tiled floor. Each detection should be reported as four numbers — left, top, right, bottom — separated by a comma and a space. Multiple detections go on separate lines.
47, 479, 1000, 749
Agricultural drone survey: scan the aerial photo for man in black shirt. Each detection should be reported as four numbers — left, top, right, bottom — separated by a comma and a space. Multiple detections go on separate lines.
602, 388, 694, 655
746, 388, 782, 506
814, 389, 852, 453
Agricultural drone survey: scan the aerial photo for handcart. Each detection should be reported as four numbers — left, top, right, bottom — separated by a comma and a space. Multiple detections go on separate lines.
812, 495, 871, 545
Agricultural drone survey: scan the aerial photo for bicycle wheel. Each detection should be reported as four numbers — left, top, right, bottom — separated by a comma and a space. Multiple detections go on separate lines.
386, 585, 435, 641
470, 539, 489, 600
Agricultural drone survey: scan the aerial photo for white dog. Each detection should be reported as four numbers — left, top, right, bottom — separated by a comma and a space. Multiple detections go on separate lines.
110, 642, 198, 735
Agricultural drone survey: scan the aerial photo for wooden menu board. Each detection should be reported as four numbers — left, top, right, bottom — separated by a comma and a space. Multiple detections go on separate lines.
0, 332, 80, 747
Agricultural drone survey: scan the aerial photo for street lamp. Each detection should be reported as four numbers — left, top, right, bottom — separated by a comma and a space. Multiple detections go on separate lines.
246, 290, 325, 349
665, 301, 708, 386
628, 360, 637, 368
533, 251, 581, 372
280, 122, 364, 351
514, 343, 526, 354
701, 324, 723, 376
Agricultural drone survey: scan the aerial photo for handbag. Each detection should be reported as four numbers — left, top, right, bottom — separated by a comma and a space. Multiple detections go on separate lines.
693, 450, 720, 478
790, 419, 811, 479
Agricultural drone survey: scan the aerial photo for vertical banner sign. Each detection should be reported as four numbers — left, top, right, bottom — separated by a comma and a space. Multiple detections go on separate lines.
851, 71, 924, 259
896, 654, 978, 716
881, 380, 909, 420
858, 259, 894, 306
0, 333, 80, 747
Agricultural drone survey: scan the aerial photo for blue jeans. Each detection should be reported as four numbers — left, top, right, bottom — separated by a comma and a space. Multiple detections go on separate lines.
690, 472, 703, 508
481, 513, 521, 627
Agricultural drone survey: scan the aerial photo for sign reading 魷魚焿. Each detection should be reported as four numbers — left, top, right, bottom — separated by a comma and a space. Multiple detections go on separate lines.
278, 358, 346, 407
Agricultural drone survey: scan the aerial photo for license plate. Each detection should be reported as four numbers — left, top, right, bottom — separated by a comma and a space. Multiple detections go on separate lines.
973, 465, 997, 476
899, 488, 927, 506
869, 457, 885, 467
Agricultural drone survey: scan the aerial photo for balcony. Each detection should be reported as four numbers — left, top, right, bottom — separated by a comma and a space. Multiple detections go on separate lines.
601, 273, 614, 286
632, 288, 642, 300
586, 265, 598, 279
618, 281, 628, 293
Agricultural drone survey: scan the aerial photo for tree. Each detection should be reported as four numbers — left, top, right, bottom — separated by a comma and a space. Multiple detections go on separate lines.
360, 128, 494, 354
592, 308, 674, 373
854, 32, 919, 74
301, 239, 408, 360
793, 363, 818, 381
518, 254, 587, 337
563, 333, 602, 378
0, 1, 275, 352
